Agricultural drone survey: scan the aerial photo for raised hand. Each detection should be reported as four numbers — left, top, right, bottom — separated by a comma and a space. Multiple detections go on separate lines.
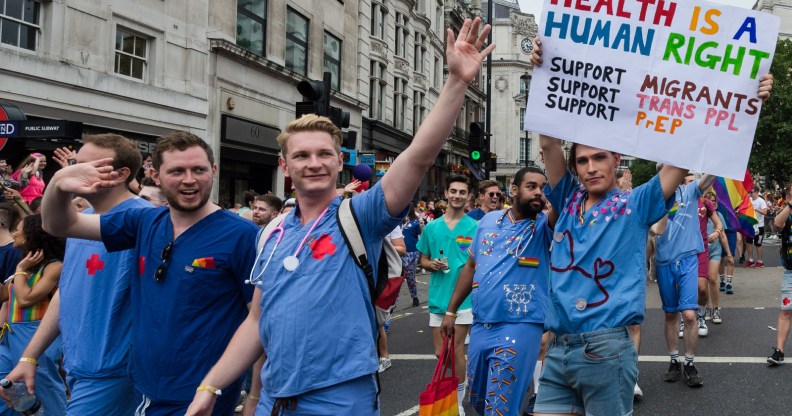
16, 250, 44, 274
758, 73, 773, 102
530, 36, 543, 66
54, 158, 123, 195
53, 147, 77, 169
445, 17, 496, 85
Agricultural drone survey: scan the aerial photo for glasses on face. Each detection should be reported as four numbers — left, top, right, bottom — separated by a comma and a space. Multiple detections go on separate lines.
155, 242, 173, 283
486, 192, 502, 198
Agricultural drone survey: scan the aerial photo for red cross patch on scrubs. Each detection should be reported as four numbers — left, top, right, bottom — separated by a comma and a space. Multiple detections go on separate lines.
86, 253, 105, 275
310, 234, 336, 260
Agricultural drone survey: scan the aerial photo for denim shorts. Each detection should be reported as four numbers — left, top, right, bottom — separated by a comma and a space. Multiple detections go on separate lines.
534, 327, 638, 416
656, 255, 700, 313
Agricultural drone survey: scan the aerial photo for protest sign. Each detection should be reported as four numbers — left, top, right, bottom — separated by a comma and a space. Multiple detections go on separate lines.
524, 0, 780, 179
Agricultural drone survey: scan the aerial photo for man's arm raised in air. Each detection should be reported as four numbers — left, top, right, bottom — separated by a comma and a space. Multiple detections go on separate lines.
41, 158, 123, 240
381, 18, 495, 216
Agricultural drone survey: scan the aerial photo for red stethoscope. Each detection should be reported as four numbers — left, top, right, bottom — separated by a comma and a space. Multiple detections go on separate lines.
246, 205, 330, 285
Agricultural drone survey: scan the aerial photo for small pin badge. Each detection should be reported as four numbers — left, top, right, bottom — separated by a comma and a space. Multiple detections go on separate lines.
184, 266, 194, 273
575, 298, 587, 311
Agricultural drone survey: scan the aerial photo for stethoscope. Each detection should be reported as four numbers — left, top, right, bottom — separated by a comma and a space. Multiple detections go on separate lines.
497, 209, 537, 259
246, 205, 330, 286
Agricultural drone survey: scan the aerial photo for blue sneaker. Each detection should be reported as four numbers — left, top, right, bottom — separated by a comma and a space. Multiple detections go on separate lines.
726, 283, 734, 295
719, 278, 725, 292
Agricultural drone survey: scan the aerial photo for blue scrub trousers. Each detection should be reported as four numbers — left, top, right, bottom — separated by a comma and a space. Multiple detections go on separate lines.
256, 374, 379, 416
467, 322, 543, 416
66, 374, 138, 416
134, 378, 242, 416
0, 321, 66, 416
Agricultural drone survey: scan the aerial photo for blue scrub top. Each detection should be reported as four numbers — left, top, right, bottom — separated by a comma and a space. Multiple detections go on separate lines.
467, 208, 486, 221
253, 182, 406, 398
545, 172, 672, 335
402, 219, 422, 253
101, 207, 257, 403
467, 209, 551, 324
656, 180, 708, 264
59, 197, 151, 378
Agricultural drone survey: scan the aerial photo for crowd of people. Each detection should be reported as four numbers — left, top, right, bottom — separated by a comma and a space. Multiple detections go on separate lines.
0, 19, 787, 416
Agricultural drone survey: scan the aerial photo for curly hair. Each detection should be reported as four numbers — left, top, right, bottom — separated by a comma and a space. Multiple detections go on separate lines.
21, 214, 66, 262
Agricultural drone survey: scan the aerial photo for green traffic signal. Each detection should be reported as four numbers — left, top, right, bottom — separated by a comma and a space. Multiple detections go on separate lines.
471, 150, 481, 161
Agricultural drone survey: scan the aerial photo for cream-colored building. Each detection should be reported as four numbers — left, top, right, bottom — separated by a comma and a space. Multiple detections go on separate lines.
756, 0, 792, 38
0, 0, 499, 204
484, 0, 540, 186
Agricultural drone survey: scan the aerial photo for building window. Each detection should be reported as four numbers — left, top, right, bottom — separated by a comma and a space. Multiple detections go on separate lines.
285, 8, 308, 76
395, 12, 408, 59
371, 2, 386, 39
414, 34, 426, 72
393, 77, 408, 130
114, 28, 148, 80
519, 108, 526, 130
237, 0, 266, 56
370, 61, 386, 120
0, 0, 40, 51
323, 32, 341, 91
520, 75, 531, 95
413, 90, 425, 132
520, 137, 531, 164
434, 56, 441, 88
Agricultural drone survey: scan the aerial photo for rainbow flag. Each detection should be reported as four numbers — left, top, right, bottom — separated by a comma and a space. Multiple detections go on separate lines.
711, 170, 758, 238
667, 202, 679, 221
518, 257, 539, 268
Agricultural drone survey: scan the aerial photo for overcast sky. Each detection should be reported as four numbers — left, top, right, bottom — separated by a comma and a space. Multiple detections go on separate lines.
516, 0, 759, 23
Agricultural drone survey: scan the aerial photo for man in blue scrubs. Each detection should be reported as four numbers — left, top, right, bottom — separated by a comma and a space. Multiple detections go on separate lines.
183, 17, 496, 416
39, 132, 258, 415
440, 166, 556, 416
529, 37, 774, 416
5, 134, 149, 415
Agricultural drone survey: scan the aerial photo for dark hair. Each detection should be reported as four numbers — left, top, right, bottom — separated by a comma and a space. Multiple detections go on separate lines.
566, 143, 618, 174
513, 166, 547, 187
83, 133, 142, 185
140, 177, 157, 187
446, 175, 470, 191
255, 194, 283, 212
29, 197, 43, 213
153, 131, 214, 169
407, 202, 419, 221
0, 202, 17, 231
21, 214, 66, 261
243, 190, 258, 206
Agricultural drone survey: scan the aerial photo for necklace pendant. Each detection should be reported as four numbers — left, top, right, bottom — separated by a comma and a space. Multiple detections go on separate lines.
283, 256, 300, 272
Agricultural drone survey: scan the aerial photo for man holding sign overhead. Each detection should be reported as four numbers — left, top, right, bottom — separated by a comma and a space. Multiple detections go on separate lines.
526, 0, 774, 413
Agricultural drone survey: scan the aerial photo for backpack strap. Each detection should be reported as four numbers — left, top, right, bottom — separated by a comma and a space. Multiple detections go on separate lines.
336, 198, 376, 298
256, 212, 289, 254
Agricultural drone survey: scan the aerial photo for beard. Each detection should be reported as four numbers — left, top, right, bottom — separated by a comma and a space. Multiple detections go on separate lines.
162, 188, 211, 213
515, 195, 546, 219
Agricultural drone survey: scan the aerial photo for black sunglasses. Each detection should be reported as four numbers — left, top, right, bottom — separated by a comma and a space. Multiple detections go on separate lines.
155, 242, 173, 283
486, 192, 502, 198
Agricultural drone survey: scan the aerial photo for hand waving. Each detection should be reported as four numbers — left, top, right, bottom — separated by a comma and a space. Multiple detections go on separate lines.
55, 158, 123, 195
53, 147, 77, 169
445, 17, 496, 85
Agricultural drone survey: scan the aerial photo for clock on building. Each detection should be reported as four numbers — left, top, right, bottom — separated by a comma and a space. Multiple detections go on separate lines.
521, 38, 532, 54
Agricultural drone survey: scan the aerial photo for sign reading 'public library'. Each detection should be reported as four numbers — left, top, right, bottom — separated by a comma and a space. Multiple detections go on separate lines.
524, 0, 780, 180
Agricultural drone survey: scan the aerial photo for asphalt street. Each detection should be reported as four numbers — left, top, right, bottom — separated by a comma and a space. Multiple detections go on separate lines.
380, 239, 791, 416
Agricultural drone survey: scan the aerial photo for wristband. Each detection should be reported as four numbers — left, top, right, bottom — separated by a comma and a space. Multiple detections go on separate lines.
19, 357, 38, 367
445, 311, 457, 318
247, 395, 260, 402
196, 385, 222, 396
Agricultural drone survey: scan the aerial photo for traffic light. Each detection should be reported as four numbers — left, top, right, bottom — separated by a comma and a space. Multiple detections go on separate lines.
295, 72, 350, 130
468, 122, 486, 162
487, 152, 497, 172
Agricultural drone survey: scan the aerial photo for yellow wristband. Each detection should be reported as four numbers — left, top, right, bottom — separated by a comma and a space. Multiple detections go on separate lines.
19, 357, 38, 367
14, 271, 29, 276
247, 395, 260, 402
445, 311, 457, 318
196, 385, 222, 396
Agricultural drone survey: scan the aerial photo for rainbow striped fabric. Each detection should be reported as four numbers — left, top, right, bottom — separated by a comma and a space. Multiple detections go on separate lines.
7, 265, 52, 323
518, 257, 539, 268
667, 202, 679, 221
712, 170, 758, 237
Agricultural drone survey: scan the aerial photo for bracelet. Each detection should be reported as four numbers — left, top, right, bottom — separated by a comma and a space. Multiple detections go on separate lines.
14, 271, 29, 277
247, 395, 260, 402
19, 357, 38, 367
196, 385, 222, 396
445, 311, 457, 318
